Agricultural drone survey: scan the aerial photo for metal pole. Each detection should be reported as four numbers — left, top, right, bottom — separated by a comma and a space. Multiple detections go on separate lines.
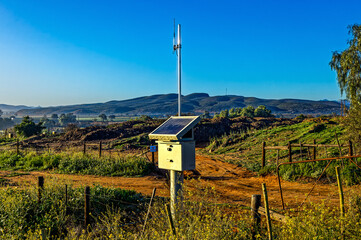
170, 23, 184, 218
170, 169, 183, 216
177, 24, 181, 117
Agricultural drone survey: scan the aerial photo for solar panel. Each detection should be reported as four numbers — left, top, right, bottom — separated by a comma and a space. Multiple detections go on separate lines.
151, 118, 194, 135
149, 116, 200, 140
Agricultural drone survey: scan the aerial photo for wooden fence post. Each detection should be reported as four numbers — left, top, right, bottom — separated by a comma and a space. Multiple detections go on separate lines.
142, 188, 157, 235
288, 142, 292, 163
349, 140, 353, 157
335, 167, 344, 216
262, 183, 273, 240
65, 184, 68, 215
16, 139, 19, 155
251, 194, 261, 238
276, 150, 279, 166
313, 139, 316, 160
300, 143, 303, 161
165, 203, 176, 236
336, 166, 345, 239
152, 152, 155, 165
83, 142, 86, 155
262, 142, 266, 167
85, 186, 90, 228
38, 176, 44, 203
99, 141, 102, 158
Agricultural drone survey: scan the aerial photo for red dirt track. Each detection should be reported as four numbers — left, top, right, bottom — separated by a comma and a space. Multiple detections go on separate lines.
2, 152, 354, 210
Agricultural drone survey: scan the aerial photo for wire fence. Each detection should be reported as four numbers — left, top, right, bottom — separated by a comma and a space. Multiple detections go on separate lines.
0, 140, 156, 162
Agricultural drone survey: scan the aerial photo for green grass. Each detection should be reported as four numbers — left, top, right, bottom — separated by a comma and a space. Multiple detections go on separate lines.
4, 180, 361, 239
0, 151, 153, 177
0, 137, 16, 145
0, 181, 144, 239
204, 117, 361, 185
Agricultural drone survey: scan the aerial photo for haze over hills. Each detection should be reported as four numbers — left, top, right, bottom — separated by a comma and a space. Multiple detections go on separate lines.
10, 93, 341, 118
0, 104, 34, 113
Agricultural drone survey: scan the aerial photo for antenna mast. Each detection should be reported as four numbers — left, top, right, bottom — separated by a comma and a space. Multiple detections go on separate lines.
174, 24, 182, 116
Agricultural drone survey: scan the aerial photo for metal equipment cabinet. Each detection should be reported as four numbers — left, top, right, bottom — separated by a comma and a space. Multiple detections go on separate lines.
149, 116, 200, 171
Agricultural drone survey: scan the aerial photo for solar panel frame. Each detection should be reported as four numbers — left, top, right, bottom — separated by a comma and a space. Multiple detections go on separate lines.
149, 116, 200, 141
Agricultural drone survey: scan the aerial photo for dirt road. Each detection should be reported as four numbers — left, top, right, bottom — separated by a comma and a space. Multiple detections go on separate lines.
1, 153, 353, 210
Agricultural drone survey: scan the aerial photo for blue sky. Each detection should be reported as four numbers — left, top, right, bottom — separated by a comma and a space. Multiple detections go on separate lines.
0, 0, 360, 106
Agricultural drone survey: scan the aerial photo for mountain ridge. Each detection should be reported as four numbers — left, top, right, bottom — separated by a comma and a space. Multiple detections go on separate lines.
10, 93, 341, 117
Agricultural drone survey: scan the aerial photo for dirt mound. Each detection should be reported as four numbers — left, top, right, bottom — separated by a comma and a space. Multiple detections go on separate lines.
195, 117, 299, 143
61, 119, 163, 142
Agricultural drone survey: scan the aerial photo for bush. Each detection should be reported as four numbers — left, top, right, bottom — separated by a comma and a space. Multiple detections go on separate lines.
14, 116, 44, 137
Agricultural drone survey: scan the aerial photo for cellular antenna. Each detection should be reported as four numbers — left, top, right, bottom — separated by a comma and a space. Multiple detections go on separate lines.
173, 19, 176, 54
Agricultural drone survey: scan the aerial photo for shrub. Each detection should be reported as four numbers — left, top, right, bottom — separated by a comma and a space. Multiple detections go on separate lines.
14, 116, 44, 137
0, 152, 152, 177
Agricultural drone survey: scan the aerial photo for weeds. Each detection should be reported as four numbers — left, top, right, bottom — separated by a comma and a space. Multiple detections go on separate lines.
0, 180, 144, 239
5, 180, 361, 239
0, 151, 152, 177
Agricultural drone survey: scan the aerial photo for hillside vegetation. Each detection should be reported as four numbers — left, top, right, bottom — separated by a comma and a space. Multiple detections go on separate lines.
204, 116, 361, 185
15, 93, 341, 117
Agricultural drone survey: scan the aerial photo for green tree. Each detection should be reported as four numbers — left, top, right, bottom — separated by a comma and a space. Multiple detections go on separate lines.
108, 115, 116, 121
330, 24, 361, 105
51, 114, 58, 121
42, 119, 56, 128
99, 114, 107, 121
14, 116, 44, 137
0, 109, 2, 118
254, 105, 272, 117
241, 106, 255, 117
219, 109, 229, 118
59, 113, 76, 126
330, 24, 361, 142
40, 114, 48, 122
201, 111, 210, 119
229, 108, 236, 117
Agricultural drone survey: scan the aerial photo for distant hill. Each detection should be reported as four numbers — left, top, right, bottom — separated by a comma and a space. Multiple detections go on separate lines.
0, 104, 34, 113
15, 93, 341, 117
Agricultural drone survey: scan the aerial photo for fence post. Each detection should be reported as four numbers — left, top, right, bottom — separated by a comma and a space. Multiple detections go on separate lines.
165, 203, 176, 236
313, 139, 316, 160
288, 142, 292, 163
85, 186, 90, 228
262, 142, 266, 167
142, 188, 157, 235
335, 167, 344, 216
251, 194, 261, 238
65, 184, 68, 215
83, 142, 86, 155
152, 151, 155, 165
38, 176, 44, 203
349, 140, 353, 157
336, 166, 344, 239
16, 139, 19, 155
99, 141, 102, 158
300, 142, 303, 161
262, 183, 273, 240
